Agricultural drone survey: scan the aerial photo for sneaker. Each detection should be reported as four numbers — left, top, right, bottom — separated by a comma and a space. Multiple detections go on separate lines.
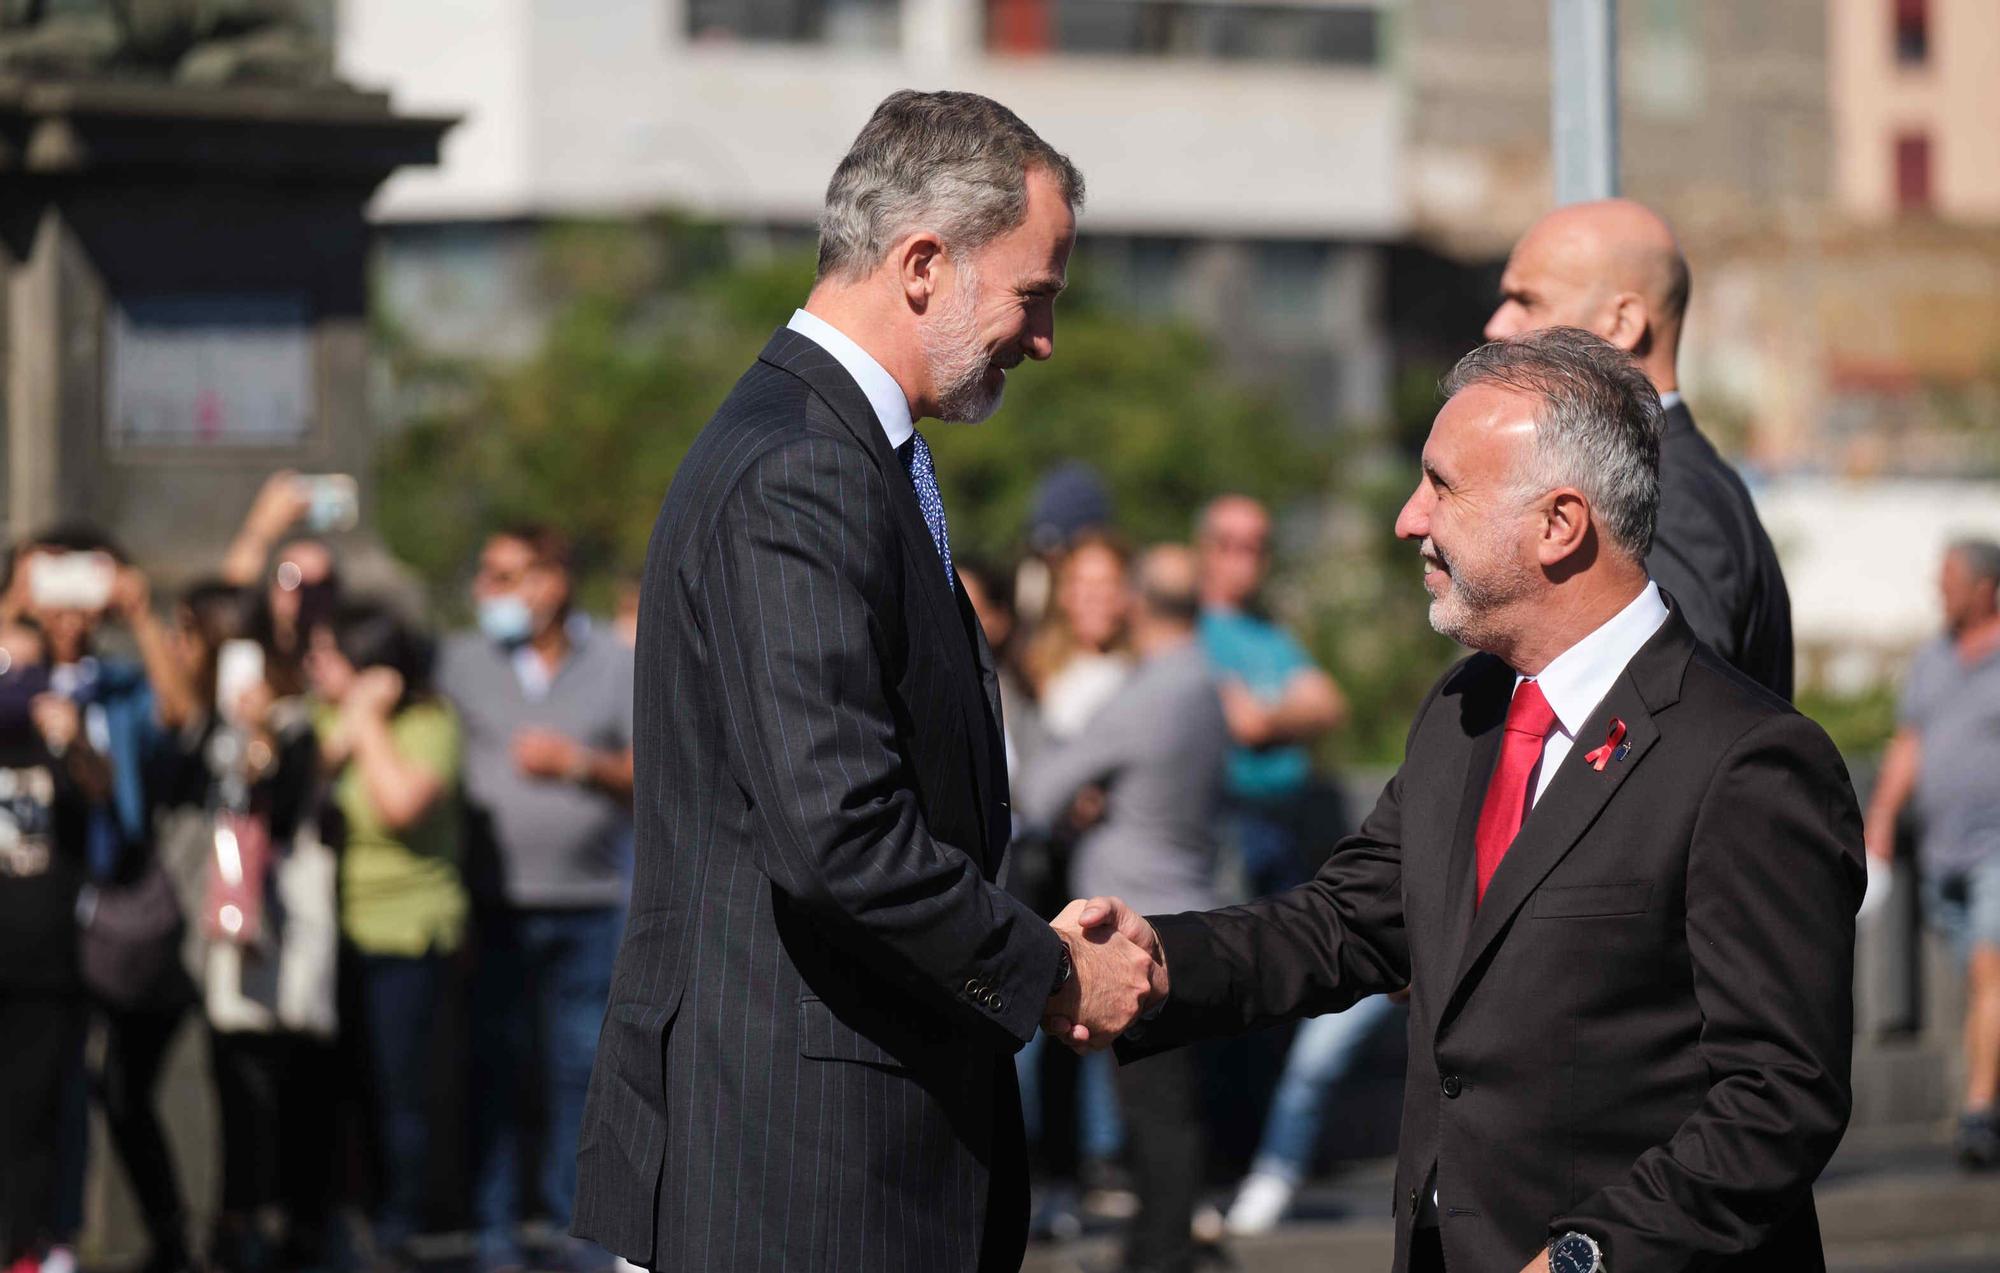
1225, 1172, 1296, 1236
1190, 1203, 1226, 1245
1080, 1157, 1140, 1221
39, 1247, 76, 1273
1956, 1108, 2000, 1171
1028, 1184, 1084, 1242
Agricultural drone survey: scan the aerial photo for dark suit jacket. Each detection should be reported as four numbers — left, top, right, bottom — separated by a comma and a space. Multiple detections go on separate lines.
1648, 401, 1794, 699
573, 328, 1063, 1272
1123, 606, 1863, 1273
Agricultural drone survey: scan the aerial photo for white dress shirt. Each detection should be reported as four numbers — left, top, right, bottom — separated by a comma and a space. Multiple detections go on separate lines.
1659, 389, 1683, 412
1516, 581, 1670, 807
787, 308, 915, 450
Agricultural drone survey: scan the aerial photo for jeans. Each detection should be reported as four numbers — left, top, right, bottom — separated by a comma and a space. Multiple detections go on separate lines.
1015, 1033, 1124, 1171
470, 906, 622, 1270
1229, 802, 1308, 900
1249, 994, 1398, 1185
356, 952, 444, 1254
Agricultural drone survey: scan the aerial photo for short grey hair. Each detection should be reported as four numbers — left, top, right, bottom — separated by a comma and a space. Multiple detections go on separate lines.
816, 89, 1085, 281
1949, 538, 2000, 590
1442, 327, 1664, 560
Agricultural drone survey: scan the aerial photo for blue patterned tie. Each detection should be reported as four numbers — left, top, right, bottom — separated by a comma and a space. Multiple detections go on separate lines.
898, 432, 955, 588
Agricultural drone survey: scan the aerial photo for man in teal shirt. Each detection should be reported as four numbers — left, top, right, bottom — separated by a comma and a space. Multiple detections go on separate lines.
1195, 495, 1346, 896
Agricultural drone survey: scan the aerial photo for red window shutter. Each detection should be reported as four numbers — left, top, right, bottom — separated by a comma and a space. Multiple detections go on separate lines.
1895, 133, 1933, 212
990, 0, 1052, 54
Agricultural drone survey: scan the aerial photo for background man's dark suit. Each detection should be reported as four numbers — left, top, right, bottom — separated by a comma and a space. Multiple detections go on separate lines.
573, 328, 1062, 1272
1648, 401, 1794, 699
1123, 607, 1862, 1273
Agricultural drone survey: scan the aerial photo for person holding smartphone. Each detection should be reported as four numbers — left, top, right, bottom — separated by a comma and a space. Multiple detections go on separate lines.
221, 471, 353, 692
162, 582, 338, 1273
0, 617, 97, 1273
0, 527, 201, 1273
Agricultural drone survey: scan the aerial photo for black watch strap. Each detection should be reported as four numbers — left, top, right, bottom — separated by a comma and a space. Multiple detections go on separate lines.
1050, 940, 1074, 997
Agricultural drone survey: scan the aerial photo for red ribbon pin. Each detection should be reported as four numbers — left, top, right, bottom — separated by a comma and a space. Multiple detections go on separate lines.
1584, 718, 1627, 772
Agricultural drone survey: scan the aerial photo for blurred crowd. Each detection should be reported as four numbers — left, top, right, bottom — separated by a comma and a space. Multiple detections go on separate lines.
2, 454, 1995, 1273
0, 458, 1381, 1273
960, 476, 1383, 1271
0, 475, 637, 1273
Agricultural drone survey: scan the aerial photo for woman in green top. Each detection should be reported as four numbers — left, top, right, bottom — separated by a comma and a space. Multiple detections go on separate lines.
306, 602, 465, 1264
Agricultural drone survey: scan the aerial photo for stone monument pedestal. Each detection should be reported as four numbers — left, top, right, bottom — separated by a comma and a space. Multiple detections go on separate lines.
0, 77, 451, 583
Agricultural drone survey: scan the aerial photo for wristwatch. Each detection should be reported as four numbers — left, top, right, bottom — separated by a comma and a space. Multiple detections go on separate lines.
1548, 1231, 1603, 1273
1050, 940, 1074, 997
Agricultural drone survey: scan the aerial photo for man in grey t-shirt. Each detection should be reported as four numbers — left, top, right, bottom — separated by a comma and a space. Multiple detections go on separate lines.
437, 526, 635, 1272
1867, 538, 2000, 1171
1021, 544, 1228, 1273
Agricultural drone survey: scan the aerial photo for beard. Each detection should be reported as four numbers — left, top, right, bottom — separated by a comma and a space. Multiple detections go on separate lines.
1423, 535, 1537, 650
921, 262, 1006, 425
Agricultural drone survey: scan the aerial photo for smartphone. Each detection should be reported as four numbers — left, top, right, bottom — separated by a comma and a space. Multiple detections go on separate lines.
215, 639, 266, 725
29, 552, 115, 612
296, 474, 359, 533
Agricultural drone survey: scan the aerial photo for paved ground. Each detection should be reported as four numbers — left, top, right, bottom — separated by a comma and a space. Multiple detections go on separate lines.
1022, 1126, 2000, 1273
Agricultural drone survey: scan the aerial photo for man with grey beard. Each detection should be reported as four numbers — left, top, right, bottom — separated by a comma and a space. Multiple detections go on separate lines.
572, 90, 1163, 1273
1056, 329, 1863, 1273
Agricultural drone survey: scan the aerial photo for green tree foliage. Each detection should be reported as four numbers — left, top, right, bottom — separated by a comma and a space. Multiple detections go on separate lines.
375, 218, 1326, 610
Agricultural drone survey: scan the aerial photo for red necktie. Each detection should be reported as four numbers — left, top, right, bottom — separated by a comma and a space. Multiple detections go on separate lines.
1473, 679, 1558, 906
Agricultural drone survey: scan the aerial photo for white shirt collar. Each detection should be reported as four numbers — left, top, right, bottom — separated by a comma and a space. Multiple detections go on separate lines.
1658, 390, 1683, 411
1515, 581, 1670, 741
787, 309, 916, 450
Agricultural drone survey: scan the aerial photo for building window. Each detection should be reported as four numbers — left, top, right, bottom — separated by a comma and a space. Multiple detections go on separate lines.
990, 0, 1379, 66
686, 0, 899, 49
1895, 132, 1933, 212
1893, 0, 1928, 66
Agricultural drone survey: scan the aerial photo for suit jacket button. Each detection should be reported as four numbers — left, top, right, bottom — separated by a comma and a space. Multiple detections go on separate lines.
988, 993, 1005, 1012
1408, 1187, 1419, 1213
1441, 1074, 1463, 1098
965, 979, 982, 997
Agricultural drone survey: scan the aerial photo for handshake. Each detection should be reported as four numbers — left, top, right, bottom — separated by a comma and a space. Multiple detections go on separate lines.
1041, 897, 1167, 1054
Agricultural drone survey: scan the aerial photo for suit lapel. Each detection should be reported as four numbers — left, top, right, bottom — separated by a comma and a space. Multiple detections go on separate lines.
1437, 610, 1695, 1028
1435, 688, 1507, 997
960, 584, 1013, 861
758, 328, 996, 860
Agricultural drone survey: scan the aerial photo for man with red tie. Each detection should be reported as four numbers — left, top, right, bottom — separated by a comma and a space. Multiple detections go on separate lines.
1055, 327, 1864, 1273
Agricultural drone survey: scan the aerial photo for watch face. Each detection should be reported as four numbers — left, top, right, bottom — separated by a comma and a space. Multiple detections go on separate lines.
1550, 1234, 1598, 1273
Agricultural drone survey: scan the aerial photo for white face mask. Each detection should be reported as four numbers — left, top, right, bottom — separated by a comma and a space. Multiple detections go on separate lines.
477, 594, 535, 646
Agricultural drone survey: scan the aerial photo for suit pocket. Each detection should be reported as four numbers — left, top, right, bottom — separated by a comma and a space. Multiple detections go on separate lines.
1533, 880, 1652, 918
798, 995, 912, 1071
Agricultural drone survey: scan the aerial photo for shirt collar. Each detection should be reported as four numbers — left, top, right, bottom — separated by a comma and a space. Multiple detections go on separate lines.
1658, 389, 1683, 412
787, 309, 916, 450
509, 614, 594, 701
1515, 581, 1669, 739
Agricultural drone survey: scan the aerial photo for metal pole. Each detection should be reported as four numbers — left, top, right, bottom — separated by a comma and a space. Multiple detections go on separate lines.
1549, 0, 1620, 203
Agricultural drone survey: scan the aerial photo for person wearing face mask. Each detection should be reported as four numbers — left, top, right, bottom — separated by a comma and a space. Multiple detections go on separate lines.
436, 527, 634, 1273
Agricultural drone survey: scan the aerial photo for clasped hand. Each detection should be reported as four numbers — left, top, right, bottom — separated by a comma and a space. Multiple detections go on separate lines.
1041, 896, 1168, 1054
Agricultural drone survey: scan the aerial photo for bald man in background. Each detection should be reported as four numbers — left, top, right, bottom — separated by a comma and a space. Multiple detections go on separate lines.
1486, 199, 1794, 699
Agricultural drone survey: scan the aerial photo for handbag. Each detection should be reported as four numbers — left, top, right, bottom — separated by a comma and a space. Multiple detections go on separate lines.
79, 854, 190, 1010
202, 809, 272, 946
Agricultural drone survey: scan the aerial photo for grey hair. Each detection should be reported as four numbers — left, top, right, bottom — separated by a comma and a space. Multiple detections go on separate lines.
1949, 538, 2000, 590
1441, 327, 1664, 560
816, 89, 1084, 281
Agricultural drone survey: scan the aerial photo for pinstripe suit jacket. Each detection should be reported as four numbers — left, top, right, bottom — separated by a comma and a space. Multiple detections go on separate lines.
573, 327, 1065, 1272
